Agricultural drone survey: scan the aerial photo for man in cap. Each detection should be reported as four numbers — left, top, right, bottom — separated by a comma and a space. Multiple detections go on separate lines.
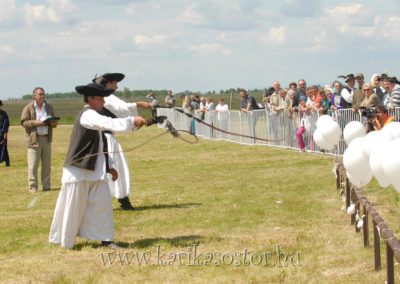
93, 73, 152, 210
352, 73, 365, 111
21, 87, 58, 192
49, 83, 145, 249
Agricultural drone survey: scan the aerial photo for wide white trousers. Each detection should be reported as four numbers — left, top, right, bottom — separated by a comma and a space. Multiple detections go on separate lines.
105, 133, 131, 199
49, 180, 114, 249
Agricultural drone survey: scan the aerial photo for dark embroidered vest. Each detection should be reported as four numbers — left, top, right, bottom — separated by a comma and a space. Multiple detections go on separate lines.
64, 108, 106, 171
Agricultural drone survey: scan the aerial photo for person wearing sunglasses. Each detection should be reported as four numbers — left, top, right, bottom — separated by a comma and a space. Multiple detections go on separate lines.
360, 83, 381, 108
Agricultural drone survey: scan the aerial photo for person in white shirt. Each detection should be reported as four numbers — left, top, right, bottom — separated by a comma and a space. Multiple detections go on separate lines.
93, 73, 151, 210
49, 83, 145, 249
21, 87, 58, 192
339, 74, 355, 108
215, 98, 229, 139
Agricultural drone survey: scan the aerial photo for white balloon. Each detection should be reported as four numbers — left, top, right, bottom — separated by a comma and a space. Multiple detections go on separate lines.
343, 137, 373, 186
343, 121, 365, 146
316, 115, 334, 129
319, 120, 341, 147
362, 130, 384, 160
382, 139, 400, 191
381, 122, 400, 140
313, 129, 334, 150
346, 171, 372, 188
369, 146, 391, 188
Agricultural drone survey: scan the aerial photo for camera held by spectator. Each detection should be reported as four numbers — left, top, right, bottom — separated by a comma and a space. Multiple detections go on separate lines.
360, 107, 377, 119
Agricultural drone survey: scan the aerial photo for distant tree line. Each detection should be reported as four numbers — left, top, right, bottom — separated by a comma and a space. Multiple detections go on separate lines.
20, 87, 266, 100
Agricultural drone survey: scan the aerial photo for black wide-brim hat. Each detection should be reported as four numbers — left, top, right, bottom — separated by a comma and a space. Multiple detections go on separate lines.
94, 73, 125, 83
345, 74, 355, 82
338, 74, 355, 82
75, 83, 114, 97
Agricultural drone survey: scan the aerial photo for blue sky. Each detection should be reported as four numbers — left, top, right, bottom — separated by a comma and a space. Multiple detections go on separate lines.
1, 0, 399, 99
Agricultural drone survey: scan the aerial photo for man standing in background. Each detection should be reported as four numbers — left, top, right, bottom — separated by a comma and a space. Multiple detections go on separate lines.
21, 87, 58, 192
165, 90, 175, 108
93, 73, 152, 210
352, 73, 365, 111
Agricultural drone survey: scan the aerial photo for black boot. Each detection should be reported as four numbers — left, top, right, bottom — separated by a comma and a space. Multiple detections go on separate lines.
118, 197, 135, 210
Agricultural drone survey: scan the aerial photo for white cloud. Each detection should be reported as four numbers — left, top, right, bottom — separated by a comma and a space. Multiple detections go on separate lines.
258, 26, 287, 46
133, 34, 169, 47
23, 0, 78, 26
179, 4, 204, 26
269, 26, 287, 45
280, 0, 321, 17
328, 3, 362, 16
189, 43, 232, 56
125, 3, 136, 15
0, 45, 18, 59
288, 3, 399, 51
0, 0, 17, 24
381, 16, 400, 42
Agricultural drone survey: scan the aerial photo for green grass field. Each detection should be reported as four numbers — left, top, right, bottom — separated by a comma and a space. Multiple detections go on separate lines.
0, 124, 399, 283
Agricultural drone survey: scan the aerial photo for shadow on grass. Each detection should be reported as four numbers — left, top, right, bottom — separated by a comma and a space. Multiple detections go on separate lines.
49, 187, 61, 192
73, 241, 132, 250
131, 235, 205, 248
115, 202, 202, 211
73, 235, 205, 250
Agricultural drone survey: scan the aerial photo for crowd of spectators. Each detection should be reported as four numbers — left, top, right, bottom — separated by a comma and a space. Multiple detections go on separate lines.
162, 73, 399, 151
259, 73, 400, 150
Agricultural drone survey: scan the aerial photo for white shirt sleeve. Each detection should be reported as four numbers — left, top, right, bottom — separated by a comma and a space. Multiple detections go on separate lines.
104, 94, 138, 117
341, 88, 353, 104
80, 108, 134, 132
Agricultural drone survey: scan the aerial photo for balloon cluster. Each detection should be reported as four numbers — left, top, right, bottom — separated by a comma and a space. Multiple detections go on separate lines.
342, 121, 400, 192
313, 115, 342, 151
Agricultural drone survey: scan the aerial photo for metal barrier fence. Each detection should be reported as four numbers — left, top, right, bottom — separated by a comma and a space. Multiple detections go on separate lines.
157, 107, 400, 155
336, 161, 400, 284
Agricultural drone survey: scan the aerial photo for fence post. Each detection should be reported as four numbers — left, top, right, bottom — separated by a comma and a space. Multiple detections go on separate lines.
355, 201, 360, 232
350, 187, 356, 226
373, 220, 381, 271
387, 242, 394, 284
335, 165, 340, 190
345, 178, 351, 224
363, 204, 369, 247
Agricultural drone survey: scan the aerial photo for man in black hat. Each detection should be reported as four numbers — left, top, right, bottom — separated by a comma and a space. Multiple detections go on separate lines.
93, 73, 152, 210
49, 83, 145, 249
338, 74, 355, 109
0, 100, 10, 167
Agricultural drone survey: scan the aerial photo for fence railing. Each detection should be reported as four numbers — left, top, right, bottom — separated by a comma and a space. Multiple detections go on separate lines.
157, 107, 399, 155
335, 161, 400, 284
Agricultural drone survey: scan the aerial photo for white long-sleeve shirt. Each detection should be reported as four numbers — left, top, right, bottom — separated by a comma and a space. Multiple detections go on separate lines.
341, 88, 353, 104
62, 107, 134, 183
104, 94, 138, 117
215, 104, 229, 120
